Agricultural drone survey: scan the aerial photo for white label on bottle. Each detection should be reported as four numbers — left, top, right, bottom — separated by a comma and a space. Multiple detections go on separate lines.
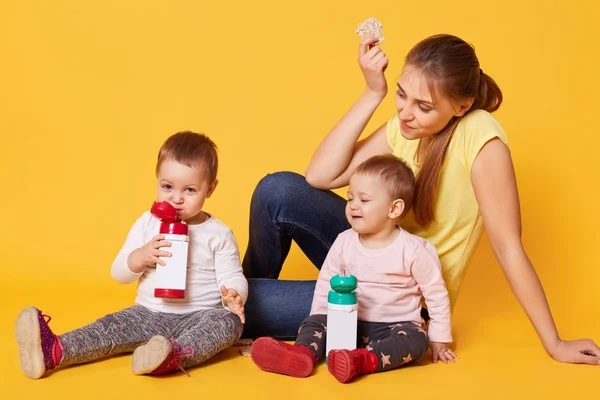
156, 238, 189, 290
326, 305, 358, 355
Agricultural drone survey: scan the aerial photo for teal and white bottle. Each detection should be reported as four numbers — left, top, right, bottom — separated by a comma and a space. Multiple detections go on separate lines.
326, 274, 358, 363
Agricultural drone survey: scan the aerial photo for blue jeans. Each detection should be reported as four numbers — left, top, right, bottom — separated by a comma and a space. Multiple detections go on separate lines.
241, 172, 350, 339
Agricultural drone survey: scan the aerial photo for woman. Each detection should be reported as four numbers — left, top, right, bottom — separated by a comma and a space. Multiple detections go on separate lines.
241, 34, 599, 365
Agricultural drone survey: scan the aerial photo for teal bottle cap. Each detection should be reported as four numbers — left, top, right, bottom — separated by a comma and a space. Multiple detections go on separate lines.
330, 274, 357, 292
328, 274, 357, 305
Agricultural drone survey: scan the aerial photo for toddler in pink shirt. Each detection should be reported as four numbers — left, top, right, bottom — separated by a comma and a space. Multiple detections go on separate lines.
250, 154, 457, 383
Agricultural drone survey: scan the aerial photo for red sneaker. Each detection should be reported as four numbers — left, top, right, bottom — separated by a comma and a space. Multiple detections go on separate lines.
250, 337, 316, 378
327, 349, 378, 383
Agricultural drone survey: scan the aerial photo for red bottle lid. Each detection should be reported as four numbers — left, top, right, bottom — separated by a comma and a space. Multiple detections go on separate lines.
150, 201, 188, 235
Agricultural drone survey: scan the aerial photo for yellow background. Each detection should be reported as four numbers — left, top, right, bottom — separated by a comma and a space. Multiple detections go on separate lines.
1, 0, 598, 398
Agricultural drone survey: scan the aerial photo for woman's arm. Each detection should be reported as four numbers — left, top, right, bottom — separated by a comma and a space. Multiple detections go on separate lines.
306, 120, 390, 190
305, 38, 392, 190
471, 138, 600, 364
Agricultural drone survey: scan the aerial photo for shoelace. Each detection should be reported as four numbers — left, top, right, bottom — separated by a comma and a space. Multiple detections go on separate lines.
39, 312, 61, 369
168, 339, 195, 377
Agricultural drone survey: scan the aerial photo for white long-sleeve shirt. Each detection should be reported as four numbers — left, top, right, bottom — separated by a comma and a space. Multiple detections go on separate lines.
111, 211, 248, 314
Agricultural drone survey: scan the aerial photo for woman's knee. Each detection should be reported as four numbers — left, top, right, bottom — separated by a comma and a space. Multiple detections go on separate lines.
251, 171, 310, 206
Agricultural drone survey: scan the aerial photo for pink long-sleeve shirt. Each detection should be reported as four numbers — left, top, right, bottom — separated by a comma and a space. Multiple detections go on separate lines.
310, 228, 452, 343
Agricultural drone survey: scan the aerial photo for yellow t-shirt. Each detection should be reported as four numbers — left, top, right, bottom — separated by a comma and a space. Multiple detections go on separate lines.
386, 109, 508, 308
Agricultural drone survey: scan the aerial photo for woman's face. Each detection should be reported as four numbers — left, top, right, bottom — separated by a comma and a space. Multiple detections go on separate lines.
395, 65, 471, 141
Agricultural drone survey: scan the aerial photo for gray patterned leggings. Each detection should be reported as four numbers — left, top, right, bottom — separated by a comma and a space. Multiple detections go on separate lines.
58, 306, 243, 369
295, 314, 429, 372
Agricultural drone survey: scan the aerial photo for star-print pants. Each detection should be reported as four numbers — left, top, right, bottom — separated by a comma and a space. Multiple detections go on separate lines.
295, 314, 429, 372
57, 305, 243, 369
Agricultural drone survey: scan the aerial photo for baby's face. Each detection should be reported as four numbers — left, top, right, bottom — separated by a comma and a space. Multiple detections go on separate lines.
156, 159, 216, 224
345, 173, 394, 235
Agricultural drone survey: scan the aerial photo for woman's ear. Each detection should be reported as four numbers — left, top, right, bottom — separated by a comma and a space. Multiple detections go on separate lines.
455, 98, 474, 116
389, 199, 405, 219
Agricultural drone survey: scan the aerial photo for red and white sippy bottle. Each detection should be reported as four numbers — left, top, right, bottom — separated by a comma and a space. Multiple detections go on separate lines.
150, 201, 189, 299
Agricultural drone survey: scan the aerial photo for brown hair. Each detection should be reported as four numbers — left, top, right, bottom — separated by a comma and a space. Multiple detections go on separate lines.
155, 131, 218, 183
405, 34, 503, 227
353, 154, 415, 218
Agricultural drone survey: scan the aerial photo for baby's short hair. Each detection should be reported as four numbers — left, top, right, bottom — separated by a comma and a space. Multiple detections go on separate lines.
155, 131, 218, 183
353, 154, 415, 217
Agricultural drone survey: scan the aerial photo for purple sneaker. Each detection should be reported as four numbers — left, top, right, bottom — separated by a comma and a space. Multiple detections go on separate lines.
15, 307, 63, 379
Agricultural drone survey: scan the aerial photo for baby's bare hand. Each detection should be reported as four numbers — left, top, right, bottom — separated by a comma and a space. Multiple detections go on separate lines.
430, 341, 458, 364
220, 286, 245, 324
127, 235, 172, 272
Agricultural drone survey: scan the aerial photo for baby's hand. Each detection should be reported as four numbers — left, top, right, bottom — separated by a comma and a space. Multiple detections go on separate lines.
220, 286, 245, 324
127, 235, 172, 273
430, 341, 458, 364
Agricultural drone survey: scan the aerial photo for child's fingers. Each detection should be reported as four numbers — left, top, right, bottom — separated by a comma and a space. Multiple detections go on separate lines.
234, 304, 246, 324
152, 248, 170, 265
154, 240, 171, 249
220, 286, 228, 297
234, 309, 245, 324
447, 349, 459, 360
438, 349, 454, 364
156, 250, 171, 258
230, 296, 242, 309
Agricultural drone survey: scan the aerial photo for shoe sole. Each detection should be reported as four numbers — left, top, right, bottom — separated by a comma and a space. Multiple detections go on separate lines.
250, 337, 313, 378
328, 350, 352, 383
15, 307, 46, 379
132, 335, 172, 375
